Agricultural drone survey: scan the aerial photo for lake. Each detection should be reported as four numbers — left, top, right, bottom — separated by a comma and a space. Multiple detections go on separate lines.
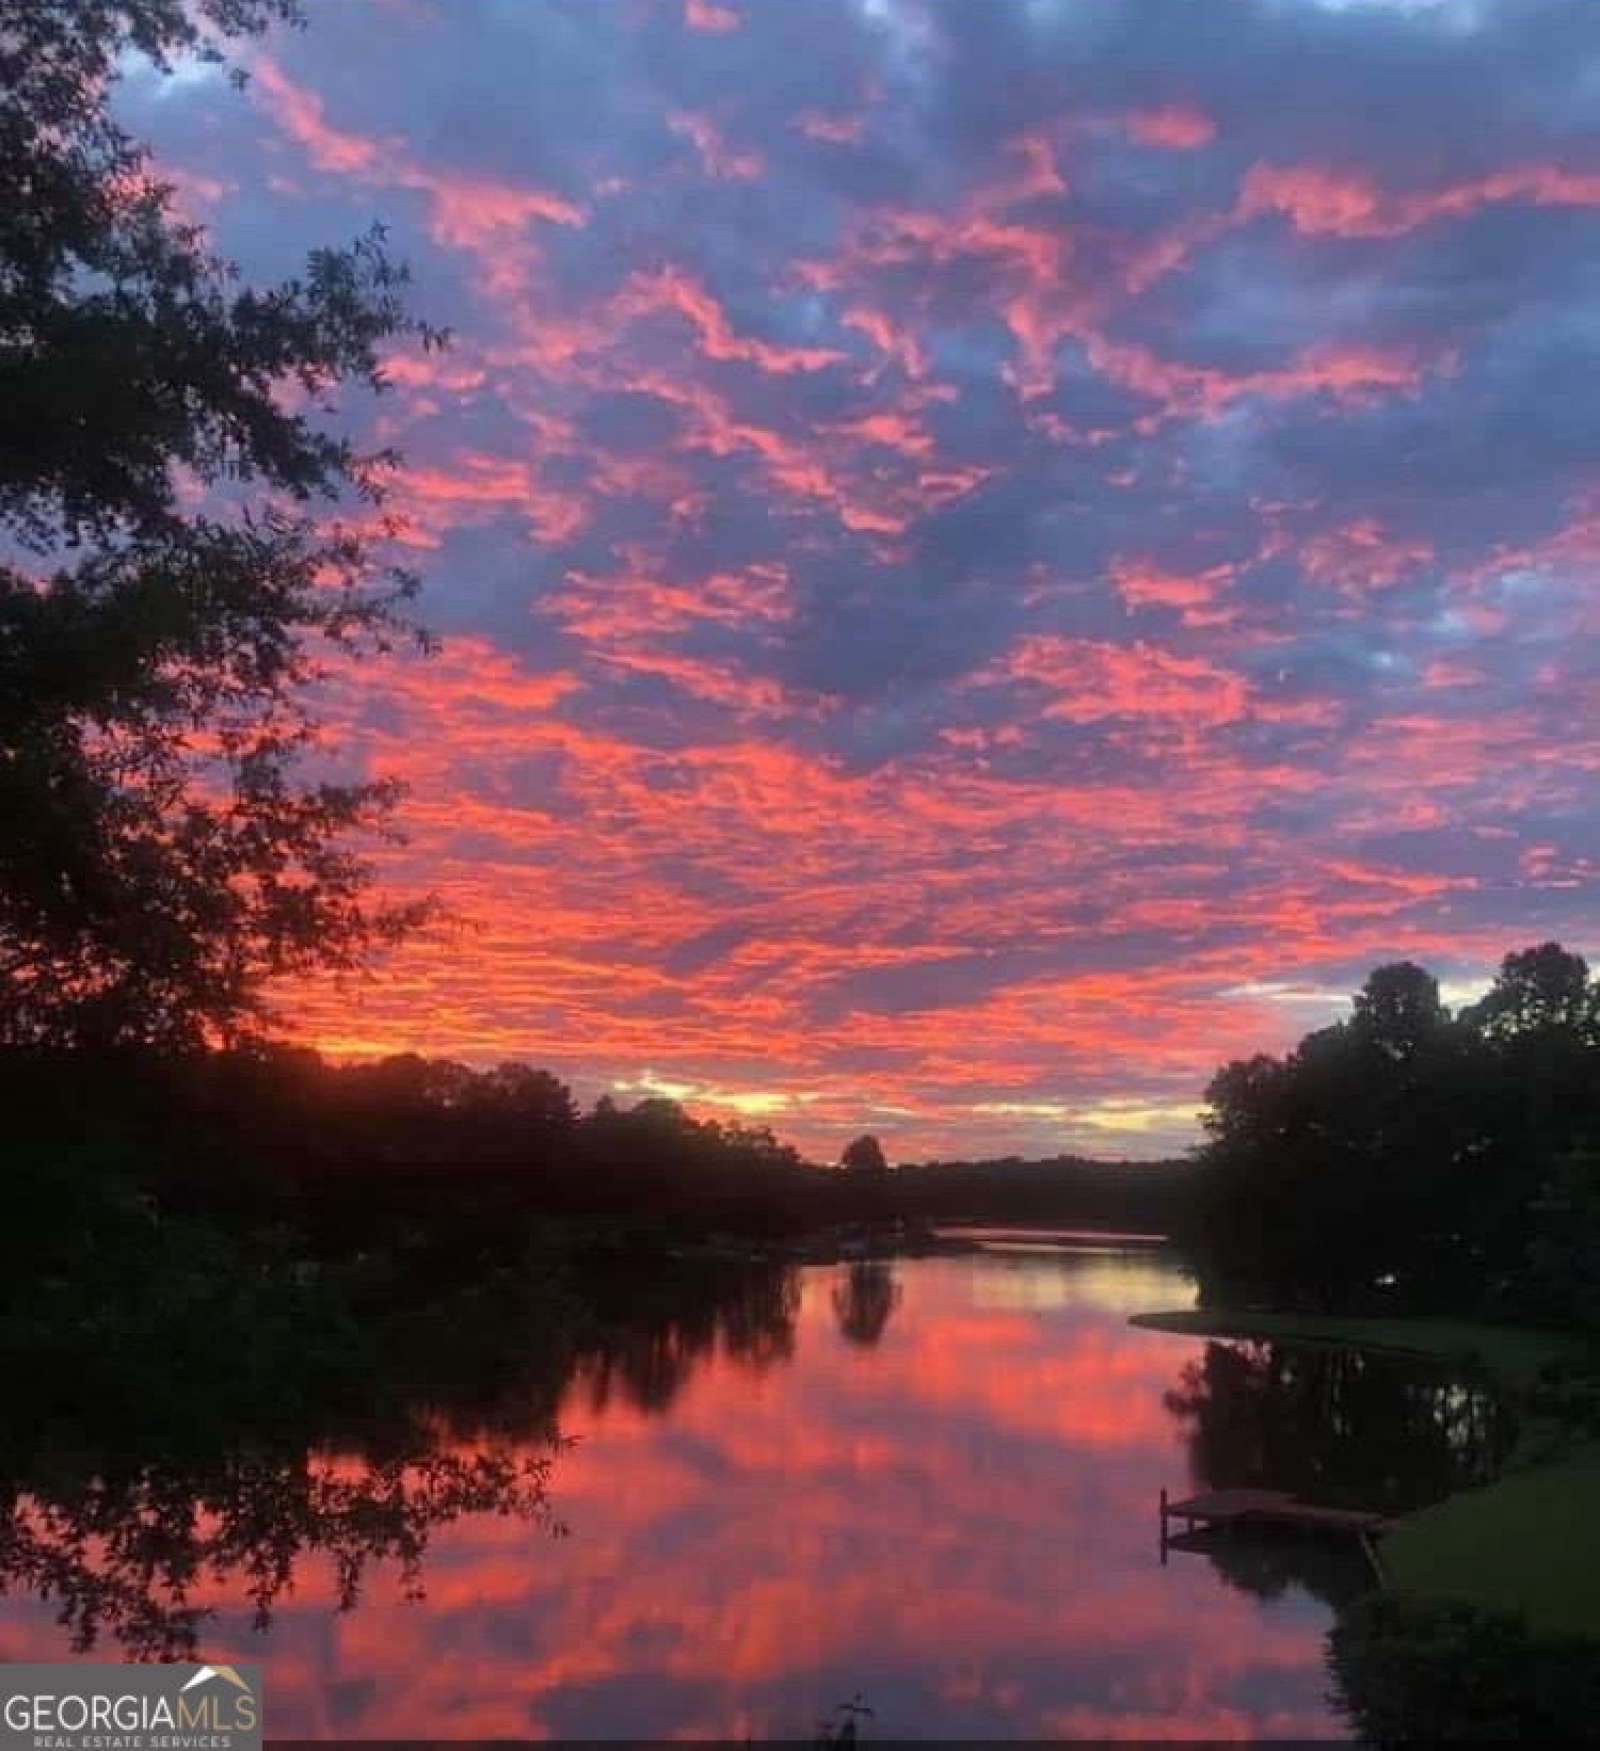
0, 1236, 1514, 1739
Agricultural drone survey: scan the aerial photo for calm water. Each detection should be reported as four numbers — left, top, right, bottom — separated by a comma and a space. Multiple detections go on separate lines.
0, 1241, 1513, 1739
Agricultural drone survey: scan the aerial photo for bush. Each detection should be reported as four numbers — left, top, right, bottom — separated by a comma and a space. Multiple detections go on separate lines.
1329, 1591, 1600, 1743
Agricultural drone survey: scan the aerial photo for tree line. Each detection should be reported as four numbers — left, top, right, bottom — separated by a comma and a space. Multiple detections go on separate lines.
1190, 942, 1600, 1327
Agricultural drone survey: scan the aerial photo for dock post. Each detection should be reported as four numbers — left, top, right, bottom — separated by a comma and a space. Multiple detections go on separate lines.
1359, 1530, 1389, 1588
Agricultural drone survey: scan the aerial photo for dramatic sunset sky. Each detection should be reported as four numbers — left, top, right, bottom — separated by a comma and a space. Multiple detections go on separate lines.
126, 0, 1599, 1160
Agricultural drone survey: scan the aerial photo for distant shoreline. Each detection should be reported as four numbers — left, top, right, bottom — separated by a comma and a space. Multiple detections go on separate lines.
1128, 1307, 1575, 1380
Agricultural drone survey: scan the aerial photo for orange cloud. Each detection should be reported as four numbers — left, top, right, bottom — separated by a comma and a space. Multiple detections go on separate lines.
990, 636, 1251, 730
186, 27, 1600, 1169
402, 452, 589, 542
1111, 558, 1236, 623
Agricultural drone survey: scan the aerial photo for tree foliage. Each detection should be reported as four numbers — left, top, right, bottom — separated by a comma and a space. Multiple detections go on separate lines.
1349, 959, 1448, 1062
1464, 943, 1598, 1044
1, 0, 444, 1049
1192, 945, 1600, 1320
1329, 1592, 1600, 1745
841, 1133, 888, 1175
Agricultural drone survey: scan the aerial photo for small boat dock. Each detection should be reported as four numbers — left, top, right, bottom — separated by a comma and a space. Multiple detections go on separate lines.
1159, 1487, 1392, 1579
1162, 1486, 1390, 1534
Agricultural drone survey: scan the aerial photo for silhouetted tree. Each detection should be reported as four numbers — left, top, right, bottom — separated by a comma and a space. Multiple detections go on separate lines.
476, 1062, 579, 1127
842, 1134, 888, 1175
1191, 949, 1600, 1312
1350, 961, 1449, 1063
1465, 943, 1598, 1045
1462, 947, 1600, 1257
1, 0, 443, 1049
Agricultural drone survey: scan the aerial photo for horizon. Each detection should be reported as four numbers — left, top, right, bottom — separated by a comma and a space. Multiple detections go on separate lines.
117, 0, 1600, 1161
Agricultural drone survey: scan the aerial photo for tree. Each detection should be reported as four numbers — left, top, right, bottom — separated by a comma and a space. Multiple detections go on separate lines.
1200, 1052, 1292, 1151
1350, 961, 1448, 1063
1461, 945, 1600, 1248
1519, 1150, 1600, 1330
1, 0, 444, 1049
1195, 960, 1509, 1308
1191, 947, 1600, 1314
841, 1133, 888, 1175
473, 1063, 579, 1134
1465, 943, 1596, 1044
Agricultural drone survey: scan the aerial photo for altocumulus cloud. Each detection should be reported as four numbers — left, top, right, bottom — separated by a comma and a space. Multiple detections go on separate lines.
118, 0, 1600, 1159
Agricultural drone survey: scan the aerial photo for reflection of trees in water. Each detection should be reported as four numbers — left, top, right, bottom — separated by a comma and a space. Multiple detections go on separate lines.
569, 1259, 802, 1417
0, 1271, 574, 1661
1163, 1339, 1516, 1609
1167, 1521, 1376, 1611
831, 1261, 902, 1349
0, 1440, 561, 1661
1167, 1339, 1515, 1514
1, 1255, 802, 1656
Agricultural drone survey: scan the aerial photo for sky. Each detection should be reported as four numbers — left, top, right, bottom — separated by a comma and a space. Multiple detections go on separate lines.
122, 0, 1600, 1161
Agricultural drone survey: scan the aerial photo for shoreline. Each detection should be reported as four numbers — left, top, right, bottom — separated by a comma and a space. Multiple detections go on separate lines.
1131, 1303, 1598, 1638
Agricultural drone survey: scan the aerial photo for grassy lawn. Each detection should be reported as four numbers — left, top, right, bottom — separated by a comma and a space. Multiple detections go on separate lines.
1382, 1441, 1600, 1639
1128, 1307, 1579, 1386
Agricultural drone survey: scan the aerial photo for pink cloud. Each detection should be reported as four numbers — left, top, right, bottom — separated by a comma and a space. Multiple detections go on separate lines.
251, 53, 583, 267
617, 265, 842, 374
1111, 558, 1237, 623
792, 108, 867, 145
1238, 159, 1600, 238
1126, 103, 1217, 151
162, 8, 1600, 1167
1300, 517, 1437, 597
987, 636, 1251, 730
684, 0, 741, 30
669, 110, 766, 182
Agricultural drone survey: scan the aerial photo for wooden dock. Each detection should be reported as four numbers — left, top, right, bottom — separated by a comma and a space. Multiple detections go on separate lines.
1159, 1487, 1393, 1580
1161, 1487, 1390, 1534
